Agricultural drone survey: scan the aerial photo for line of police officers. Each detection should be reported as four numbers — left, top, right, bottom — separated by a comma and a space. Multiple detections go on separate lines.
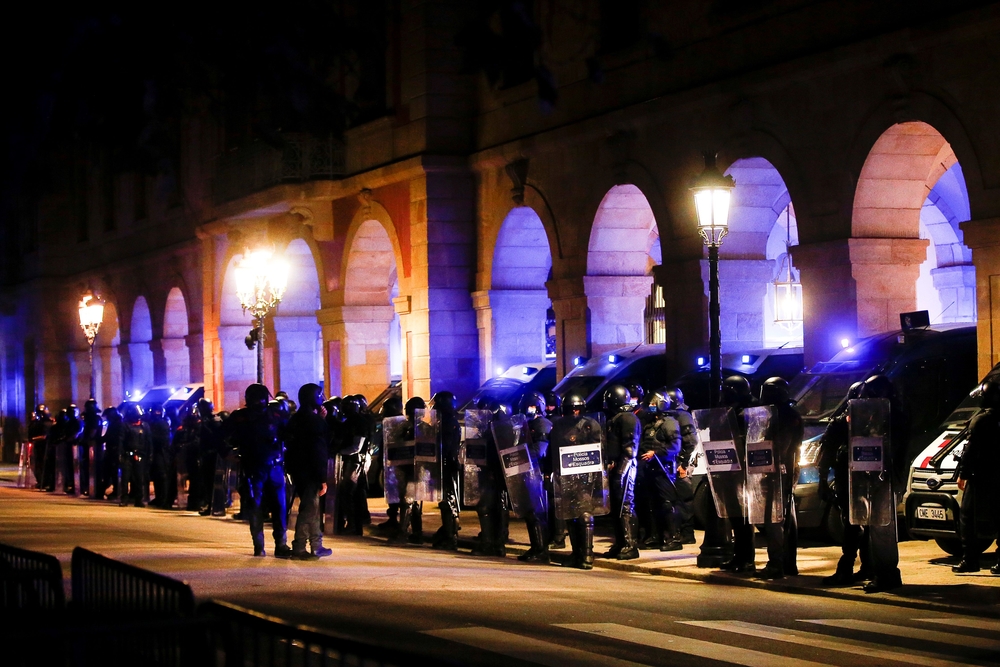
25, 369, 986, 588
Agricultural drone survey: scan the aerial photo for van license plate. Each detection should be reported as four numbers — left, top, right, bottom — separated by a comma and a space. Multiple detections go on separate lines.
917, 506, 946, 521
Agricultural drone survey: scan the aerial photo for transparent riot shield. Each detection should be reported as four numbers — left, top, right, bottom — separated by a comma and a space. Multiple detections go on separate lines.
693, 407, 744, 519
16, 442, 34, 489
413, 408, 442, 502
54, 443, 67, 494
382, 416, 412, 505
461, 410, 492, 507
848, 398, 892, 527
493, 414, 546, 519
743, 406, 782, 525
322, 455, 344, 536
72, 445, 82, 496
553, 415, 610, 520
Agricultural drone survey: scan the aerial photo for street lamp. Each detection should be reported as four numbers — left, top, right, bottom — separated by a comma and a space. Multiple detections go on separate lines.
773, 207, 802, 326
690, 152, 734, 408
234, 247, 289, 384
78, 291, 105, 400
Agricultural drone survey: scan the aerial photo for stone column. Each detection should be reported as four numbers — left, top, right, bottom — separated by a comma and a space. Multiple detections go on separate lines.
959, 217, 1000, 378
217, 325, 255, 410
850, 238, 928, 336
161, 337, 188, 386
96, 346, 122, 407
584, 275, 654, 359
716, 260, 774, 352
473, 288, 550, 382
318, 306, 395, 402
147, 339, 167, 387
393, 296, 413, 400
272, 316, 322, 398
117, 343, 133, 397
546, 277, 589, 379
185, 333, 204, 383
69, 350, 91, 403
653, 259, 708, 378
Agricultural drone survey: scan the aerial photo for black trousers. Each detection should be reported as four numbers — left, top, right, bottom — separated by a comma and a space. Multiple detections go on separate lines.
121, 451, 149, 505
245, 463, 288, 551
292, 481, 322, 552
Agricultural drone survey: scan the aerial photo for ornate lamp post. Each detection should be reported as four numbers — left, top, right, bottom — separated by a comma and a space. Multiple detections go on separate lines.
78, 291, 105, 400
690, 152, 734, 408
234, 247, 288, 384
773, 207, 802, 327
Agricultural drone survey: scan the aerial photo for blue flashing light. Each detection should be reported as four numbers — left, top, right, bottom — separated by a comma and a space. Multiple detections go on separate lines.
608, 354, 620, 364
741, 354, 751, 364
573, 356, 586, 367
522, 366, 538, 375
696, 356, 706, 366
840, 338, 851, 349
495, 367, 504, 376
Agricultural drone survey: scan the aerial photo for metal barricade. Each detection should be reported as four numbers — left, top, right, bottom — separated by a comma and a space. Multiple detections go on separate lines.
201, 600, 417, 667
71, 546, 195, 617
0, 542, 65, 611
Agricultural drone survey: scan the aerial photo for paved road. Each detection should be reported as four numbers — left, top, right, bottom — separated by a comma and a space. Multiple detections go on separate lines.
2, 485, 998, 666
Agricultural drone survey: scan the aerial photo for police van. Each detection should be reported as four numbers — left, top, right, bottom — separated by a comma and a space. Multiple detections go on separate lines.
551, 345, 667, 411
790, 320, 978, 539
905, 362, 1000, 556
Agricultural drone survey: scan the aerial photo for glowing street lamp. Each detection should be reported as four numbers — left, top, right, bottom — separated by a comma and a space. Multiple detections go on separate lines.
774, 206, 802, 326
234, 247, 289, 384
690, 152, 734, 408
78, 291, 105, 399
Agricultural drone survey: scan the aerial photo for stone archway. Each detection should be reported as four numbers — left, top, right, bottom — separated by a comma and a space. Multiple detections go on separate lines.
219, 255, 257, 409
336, 218, 402, 400
585, 184, 658, 358
162, 287, 190, 387
272, 238, 323, 398
851, 122, 973, 335
476, 206, 554, 382
129, 296, 154, 394
95, 301, 122, 407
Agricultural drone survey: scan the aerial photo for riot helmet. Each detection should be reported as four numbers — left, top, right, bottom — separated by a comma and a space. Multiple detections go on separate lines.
103, 406, 121, 423
123, 404, 143, 424
519, 390, 546, 417
56, 408, 69, 424
603, 384, 631, 413
298, 383, 324, 411
355, 395, 369, 412
432, 391, 457, 416
860, 375, 894, 400
244, 383, 270, 410
343, 395, 363, 415
626, 384, 645, 408
197, 398, 215, 420
647, 388, 672, 413
978, 380, 1000, 411
33, 404, 50, 420
721, 376, 752, 407
544, 391, 562, 418
67, 404, 80, 420
759, 377, 790, 406
666, 387, 687, 411
562, 394, 587, 417
846, 381, 864, 401
150, 404, 164, 418
84, 398, 99, 415
381, 395, 403, 418
404, 396, 426, 419
268, 399, 290, 422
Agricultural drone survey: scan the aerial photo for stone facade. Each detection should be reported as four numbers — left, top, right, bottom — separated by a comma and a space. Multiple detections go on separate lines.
4, 1, 1000, 435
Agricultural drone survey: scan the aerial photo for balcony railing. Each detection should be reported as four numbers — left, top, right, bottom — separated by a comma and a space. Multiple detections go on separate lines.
213, 133, 346, 205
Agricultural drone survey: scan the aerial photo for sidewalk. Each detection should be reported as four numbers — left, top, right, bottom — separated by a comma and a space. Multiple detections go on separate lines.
361, 498, 1000, 617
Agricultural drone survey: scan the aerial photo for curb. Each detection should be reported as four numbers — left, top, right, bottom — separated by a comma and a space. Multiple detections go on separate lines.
386, 533, 1000, 619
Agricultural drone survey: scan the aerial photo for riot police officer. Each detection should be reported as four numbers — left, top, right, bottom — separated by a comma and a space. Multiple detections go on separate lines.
120, 404, 152, 507
42, 409, 68, 492
432, 391, 462, 551
102, 407, 124, 500
175, 404, 202, 510
373, 396, 404, 535
27, 404, 53, 490
756, 377, 804, 579
148, 405, 174, 508
518, 390, 553, 562
286, 383, 333, 560
473, 399, 509, 557
64, 405, 84, 494
666, 388, 698, 544
544, 391, 561, 420
80, 399, 103, 497
336, 395, 373, 535
225, 383, 291, 558
954, 380, 1000, 575
602, 385, 641, 560
818, 381, 870, 585
858, 374, 905, 593
719, 375, 758, 573
549, 394, 605, 569
196, 399, 226, 516
639, 390, 684, 552
389, 396, 425, 544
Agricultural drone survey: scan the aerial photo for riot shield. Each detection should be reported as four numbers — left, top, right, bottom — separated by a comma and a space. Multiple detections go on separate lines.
382, 416, 412, 505
743, 406, 782, 525
54, 443, 67, 494
16, 442, 34, 489
88, 444, 99, 499
848, 398, 892, 527
322, 456, 344, 536
72, 444, 82, 496
552, 415, 609, 520
174, 447, 188, 511
493, 414, 546, 519
693, 408, 744, 519
461, 410, 492, 507
413, 408, 442, 502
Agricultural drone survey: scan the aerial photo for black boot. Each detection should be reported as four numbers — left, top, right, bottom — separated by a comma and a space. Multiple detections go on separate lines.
409, 502, 424, 544
618, 511, 640, 560
580, 514, 595, 570
602, 511, 626, 558
822, 556, 856, 586
389, 503, 411, 544
550, 516, 567, 549
472, 511, 496, 556
565, 518, 582, 567
952, 559, 981, 573
519, 515, 550, 563
434, 507, 458, 551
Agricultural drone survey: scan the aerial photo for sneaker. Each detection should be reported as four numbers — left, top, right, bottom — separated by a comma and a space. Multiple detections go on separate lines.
313, 546, 333, 558
273, 544, 293, 559
291, 550, 319, 561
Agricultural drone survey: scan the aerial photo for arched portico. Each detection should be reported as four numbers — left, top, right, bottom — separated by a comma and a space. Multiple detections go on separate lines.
162, 287, 190, 387
129, 296, 154, 394
95, 301, 123, 407
272, 238, 323, 398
